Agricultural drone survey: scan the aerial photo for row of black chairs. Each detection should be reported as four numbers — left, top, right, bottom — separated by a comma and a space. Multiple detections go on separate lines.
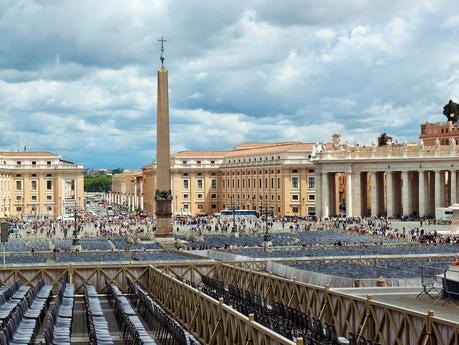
0, 279, 52, 345
0, 281, 31, 327
106, 282, 156, 345
127, 277, 201, 345
200, 276, 351, 345
42, 280, 75, 345
84, 283, 114, 345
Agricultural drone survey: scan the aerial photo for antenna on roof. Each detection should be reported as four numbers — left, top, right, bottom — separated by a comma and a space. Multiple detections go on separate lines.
23, 145, 27, 152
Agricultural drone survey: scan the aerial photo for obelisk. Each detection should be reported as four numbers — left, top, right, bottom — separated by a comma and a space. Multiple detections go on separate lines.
155, 37, 173, 238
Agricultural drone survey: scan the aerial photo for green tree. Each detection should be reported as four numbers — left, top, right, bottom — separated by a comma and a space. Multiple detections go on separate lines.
84, 173, 112, 192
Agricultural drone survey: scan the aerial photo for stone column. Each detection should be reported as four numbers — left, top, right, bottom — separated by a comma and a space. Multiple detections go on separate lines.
435, 170, 441, 212
314, 170, 321, 218
451, 170, 457, 205
386, 172, 393, 218
401, 171, 410, 217
440, 171, 446, 207
140, 193, 144, 211
370, 172, 378, 217
418, 171, 426, 217
322, 172, 329, 218
352, 172, 363, 218
346, 172, 353, 217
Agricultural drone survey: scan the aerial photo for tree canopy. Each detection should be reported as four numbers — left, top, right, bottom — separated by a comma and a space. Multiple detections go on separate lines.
84, 173, 112, 192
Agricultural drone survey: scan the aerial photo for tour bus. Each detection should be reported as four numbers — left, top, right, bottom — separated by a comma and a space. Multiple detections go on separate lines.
435, 207, 453, 221
219, 209, 259, 220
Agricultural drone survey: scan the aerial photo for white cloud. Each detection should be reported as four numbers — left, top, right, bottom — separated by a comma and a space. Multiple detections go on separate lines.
0, 0, 458, 168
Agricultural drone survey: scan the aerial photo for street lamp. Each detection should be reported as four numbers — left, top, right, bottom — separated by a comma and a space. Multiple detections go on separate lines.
230, 195, 237, 234
263, 201, 272, 245
72, 196, 82, 250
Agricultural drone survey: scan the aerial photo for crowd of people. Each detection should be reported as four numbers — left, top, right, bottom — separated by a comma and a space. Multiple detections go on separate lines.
4, 196, 459, 250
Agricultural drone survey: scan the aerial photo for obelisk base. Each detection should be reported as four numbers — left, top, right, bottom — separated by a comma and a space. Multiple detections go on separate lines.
155, 198, 173, 238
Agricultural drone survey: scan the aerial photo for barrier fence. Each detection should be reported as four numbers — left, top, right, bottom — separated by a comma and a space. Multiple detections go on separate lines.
0, 261, 456, 345
214, 263, 459, 345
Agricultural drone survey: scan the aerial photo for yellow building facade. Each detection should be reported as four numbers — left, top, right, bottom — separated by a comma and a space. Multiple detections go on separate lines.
112, 142, 319, 217
0, 152, 84, 219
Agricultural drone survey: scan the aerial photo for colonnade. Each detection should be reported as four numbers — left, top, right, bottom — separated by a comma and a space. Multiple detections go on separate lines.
107, 192, 144, 211
320, 169, 458, 218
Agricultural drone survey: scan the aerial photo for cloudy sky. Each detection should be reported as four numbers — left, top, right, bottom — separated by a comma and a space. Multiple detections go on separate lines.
1, 0, 458, 168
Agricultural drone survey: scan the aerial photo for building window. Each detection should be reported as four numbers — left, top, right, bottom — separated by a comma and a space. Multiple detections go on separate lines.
242, 179, 245, 189
31, 174, 37, 177
308, 194, 316, 201
248, 179, 251, 188
197, 179, 204, 189
46, 174, 52, 177
259, 178, 262, 188
32, 161, 36, 165
46, 195, 52, 201
197, 193, 203, 199
46, 180, 52, 190
211, 178, 217, 189
183, 204, 189, 209
291, 177, 299, 189
308, 177, 315, 189
16, 196, 22, 201
47, 206, 52, 211
198, 204, 203, 209
31, 180, 38, 191
292, 207, 299, 213
31, 195, 38, 202
277, 195, 281, 201
197, 160, 201, 165
183, 194, 189, 199
182, 160, 187, 165
211, 193, 217, 199
16, 161, 21, 165
222, 179, 225, 188
271, 178, 274, 189
16, 181, 22, 191
277, 177, 281, 189
47, 161, 51, 165
211, 160, 215, 165
16, 207, 21, 212
211, 204, 217, 209
237, 179, 240, 188
292, 194, 299, 201
307, 206, 316, 216
183, 179, 189, 189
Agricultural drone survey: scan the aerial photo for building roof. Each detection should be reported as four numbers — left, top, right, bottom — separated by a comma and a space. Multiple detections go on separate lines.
0, 151, 58, 157
173, 151, 227, 158
224, 143, 316, 157
232, 141, 302, 150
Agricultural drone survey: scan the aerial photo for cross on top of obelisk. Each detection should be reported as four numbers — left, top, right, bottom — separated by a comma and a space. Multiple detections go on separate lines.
158, 36, 166, 65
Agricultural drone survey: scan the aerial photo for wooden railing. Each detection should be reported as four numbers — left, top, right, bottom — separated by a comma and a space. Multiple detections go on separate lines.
148, 265, 301, 345
215, 263, 459, 345
0, 261, 457, 345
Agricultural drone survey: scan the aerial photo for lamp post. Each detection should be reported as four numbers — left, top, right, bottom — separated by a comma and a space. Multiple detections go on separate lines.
72, 196, 82, 251
230, 195, 237, 235
263, 201, 272, 246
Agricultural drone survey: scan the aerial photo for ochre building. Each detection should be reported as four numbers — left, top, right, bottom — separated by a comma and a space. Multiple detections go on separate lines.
0, 151, 84, 219
110, 142, 319, 217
